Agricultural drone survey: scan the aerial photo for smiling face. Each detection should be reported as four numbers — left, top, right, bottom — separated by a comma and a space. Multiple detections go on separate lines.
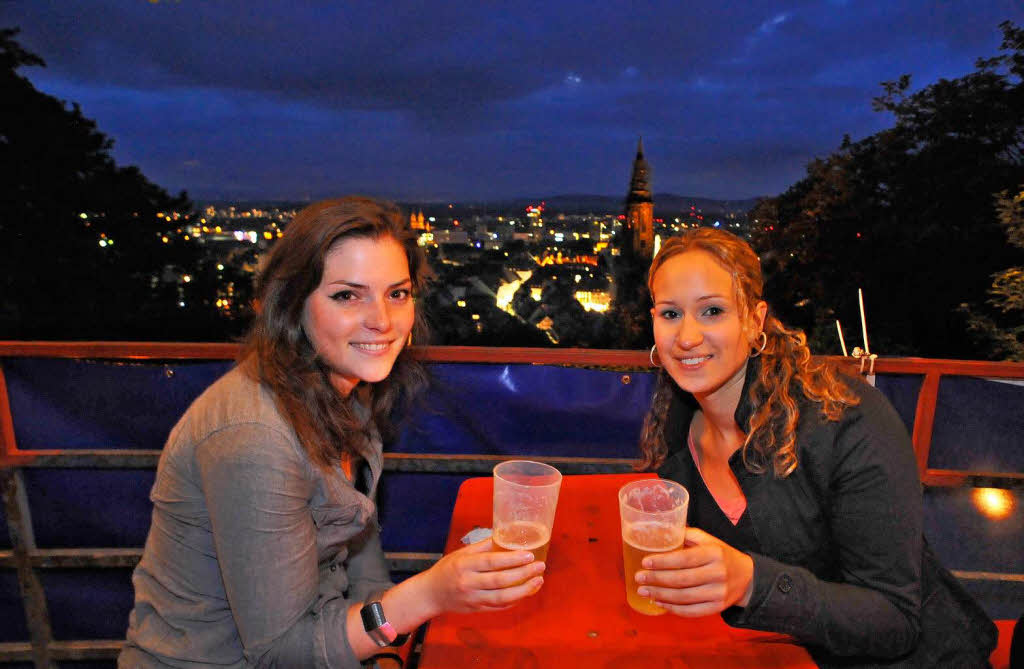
650, 249, 767, 404
301, 235, 415, 396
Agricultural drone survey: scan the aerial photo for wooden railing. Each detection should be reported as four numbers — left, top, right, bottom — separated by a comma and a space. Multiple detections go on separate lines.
0, 342, 1022, 666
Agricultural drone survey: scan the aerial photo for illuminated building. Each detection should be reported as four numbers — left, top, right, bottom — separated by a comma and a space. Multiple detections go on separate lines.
410, 210, 428, 231
526, 203, 545, 228
624, 138, 654, 257
574, 290, 611, 312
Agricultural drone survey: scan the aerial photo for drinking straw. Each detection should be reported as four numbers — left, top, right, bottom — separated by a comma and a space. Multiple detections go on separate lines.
858, 289, 870, 355
836, 320, 849, 357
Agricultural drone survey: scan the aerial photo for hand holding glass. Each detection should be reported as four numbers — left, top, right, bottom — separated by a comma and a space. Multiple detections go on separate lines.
492, 460, 562, 563
619, 479, 689, 615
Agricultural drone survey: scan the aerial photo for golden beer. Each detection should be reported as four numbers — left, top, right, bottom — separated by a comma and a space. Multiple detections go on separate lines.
493, 520, 551, 563
622, 521, 685, 615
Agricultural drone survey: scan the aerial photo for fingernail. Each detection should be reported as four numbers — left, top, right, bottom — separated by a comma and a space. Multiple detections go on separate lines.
637, 587, 649, 597
642, 558, 652, 568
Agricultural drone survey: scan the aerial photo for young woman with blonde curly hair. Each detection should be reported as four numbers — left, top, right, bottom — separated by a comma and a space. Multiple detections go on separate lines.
633, 228, 995, 667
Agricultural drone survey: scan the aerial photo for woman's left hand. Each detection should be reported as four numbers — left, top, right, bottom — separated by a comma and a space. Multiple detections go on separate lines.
635, 527, 755, 617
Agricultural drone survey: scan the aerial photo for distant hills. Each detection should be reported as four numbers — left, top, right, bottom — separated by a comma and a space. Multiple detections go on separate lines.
402, 194, 764, 219
535, 193, 763, 216
203, 194, 764, 218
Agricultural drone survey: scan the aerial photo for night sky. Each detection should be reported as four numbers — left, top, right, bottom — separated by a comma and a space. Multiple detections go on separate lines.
4, 1, 1023, 203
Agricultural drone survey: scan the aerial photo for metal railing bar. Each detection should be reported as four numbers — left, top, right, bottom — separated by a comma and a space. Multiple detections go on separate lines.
922, 469, 1024, 489
0, 469, 54, 667
0, 341, 240, 360
382, 453, 637, 474
910, 372, 940, 480
2, 342, 1024, 379
0, 549, 441, 572
387, 552, 442, 573
0, 548, 142, 569
7, 450, 1024, 488
951, 570, 1024, 583
0, 450, 639, 474
0, 367, 17, 460
0, 640, 122, 662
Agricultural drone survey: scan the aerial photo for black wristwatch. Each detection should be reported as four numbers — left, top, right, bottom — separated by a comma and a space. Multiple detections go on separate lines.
360, 590, 408, 647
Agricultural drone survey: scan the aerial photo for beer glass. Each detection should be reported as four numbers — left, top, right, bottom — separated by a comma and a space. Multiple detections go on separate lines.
492, 460, 562, 562
619, 479, 689, 615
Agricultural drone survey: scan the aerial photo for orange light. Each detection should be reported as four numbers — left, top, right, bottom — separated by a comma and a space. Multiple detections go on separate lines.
971, 488, 1016, 520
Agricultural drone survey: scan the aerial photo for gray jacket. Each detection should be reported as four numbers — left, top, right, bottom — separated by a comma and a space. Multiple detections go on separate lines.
121, 365, 391, 668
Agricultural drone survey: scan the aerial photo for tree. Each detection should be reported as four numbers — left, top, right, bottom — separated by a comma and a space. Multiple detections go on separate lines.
960, 185, 1024, 360
0, 27, 195, 339
750, 21, 1024, 359
601, 250, 653, 350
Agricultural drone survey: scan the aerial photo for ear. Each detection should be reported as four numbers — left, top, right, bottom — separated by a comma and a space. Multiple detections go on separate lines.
751, 300, 768, 334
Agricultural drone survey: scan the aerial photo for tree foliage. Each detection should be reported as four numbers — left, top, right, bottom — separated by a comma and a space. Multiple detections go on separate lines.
0, 27, 199, 339
960, 185, 1024, 360
750, 21, 1024, 359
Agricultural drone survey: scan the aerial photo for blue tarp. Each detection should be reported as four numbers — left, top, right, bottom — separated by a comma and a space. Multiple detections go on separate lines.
0, 357, 1021, 647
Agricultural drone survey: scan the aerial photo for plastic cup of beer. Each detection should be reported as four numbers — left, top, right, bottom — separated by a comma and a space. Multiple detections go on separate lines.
492, 460, 562, 563
619, 478, 689, 615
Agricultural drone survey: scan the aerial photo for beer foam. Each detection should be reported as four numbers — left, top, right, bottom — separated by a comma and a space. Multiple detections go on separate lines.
494, 520, 550, 551
622, 521, 685, 552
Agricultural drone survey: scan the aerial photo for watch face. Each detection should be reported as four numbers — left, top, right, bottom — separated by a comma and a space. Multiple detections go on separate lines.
361, 601, 387, 628
361, 600, 398, 646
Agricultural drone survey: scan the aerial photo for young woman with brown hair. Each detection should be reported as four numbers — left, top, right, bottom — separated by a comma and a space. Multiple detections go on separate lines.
633, 228, 996, 667
121, 197, 544, 668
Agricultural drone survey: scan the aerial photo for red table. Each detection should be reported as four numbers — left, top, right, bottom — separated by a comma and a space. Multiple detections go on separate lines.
417, 473, 819, 668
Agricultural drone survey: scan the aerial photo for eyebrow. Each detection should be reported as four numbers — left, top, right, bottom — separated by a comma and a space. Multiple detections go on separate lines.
327, 278, 412, 289
654, 293, 726, 305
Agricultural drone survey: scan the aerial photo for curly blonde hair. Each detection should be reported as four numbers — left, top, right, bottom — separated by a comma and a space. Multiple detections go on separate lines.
639, 228, 859, 476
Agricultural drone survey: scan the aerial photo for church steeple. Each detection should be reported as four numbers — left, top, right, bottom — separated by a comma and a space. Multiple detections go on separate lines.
624, 137, 654, 257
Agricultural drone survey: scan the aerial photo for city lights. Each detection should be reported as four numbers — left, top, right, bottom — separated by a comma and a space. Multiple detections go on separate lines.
131, 192, 738, 347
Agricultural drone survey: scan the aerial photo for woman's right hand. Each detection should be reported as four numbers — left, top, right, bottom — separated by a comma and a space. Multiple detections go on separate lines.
421, 538, 545, 615
634, 527, 754, 617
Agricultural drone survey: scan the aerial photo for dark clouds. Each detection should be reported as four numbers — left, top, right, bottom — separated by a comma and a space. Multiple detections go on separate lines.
3, 0, 1022, 201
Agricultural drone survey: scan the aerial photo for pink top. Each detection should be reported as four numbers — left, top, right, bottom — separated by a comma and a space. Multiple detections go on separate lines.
688, 432, 747, 525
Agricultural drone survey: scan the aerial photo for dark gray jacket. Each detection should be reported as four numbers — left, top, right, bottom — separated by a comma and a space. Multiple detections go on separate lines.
657, 361, 997, 667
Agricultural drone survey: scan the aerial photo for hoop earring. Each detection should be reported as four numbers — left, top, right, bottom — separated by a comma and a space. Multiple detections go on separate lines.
649, 344, 661, 368
749, 331, 768, 358
407, 331, 413, 347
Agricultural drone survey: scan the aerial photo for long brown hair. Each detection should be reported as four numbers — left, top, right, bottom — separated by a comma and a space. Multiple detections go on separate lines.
241, 196, 430, 469
639, 228, 859, 476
